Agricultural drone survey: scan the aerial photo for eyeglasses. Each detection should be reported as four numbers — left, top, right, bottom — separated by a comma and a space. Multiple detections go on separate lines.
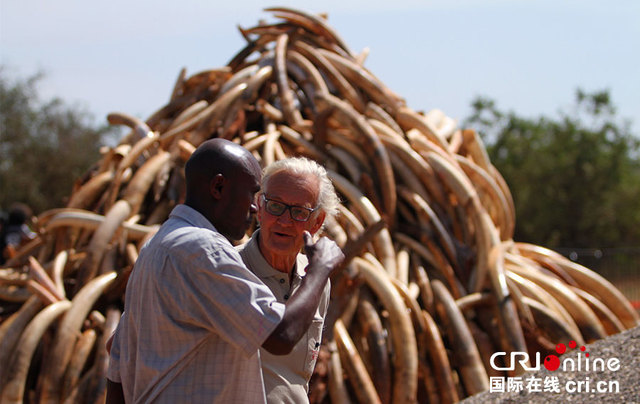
261, 195, 318, 222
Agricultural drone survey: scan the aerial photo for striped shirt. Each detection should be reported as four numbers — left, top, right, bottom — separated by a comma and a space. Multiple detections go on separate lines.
107, 205, 285, 403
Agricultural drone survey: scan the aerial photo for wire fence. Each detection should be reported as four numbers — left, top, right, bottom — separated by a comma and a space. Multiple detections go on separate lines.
555, 247, 640, 311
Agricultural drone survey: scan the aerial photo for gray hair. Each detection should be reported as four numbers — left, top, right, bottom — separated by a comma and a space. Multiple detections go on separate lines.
262, 157, 340, 220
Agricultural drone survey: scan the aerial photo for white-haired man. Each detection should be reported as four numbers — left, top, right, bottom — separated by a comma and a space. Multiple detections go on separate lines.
237, 157, 340, 403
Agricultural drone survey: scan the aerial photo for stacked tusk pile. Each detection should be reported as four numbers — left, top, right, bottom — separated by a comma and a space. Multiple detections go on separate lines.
1, 7, 638, 403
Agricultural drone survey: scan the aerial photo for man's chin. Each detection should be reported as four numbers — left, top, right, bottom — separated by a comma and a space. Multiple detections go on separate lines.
266, 238, 300, 254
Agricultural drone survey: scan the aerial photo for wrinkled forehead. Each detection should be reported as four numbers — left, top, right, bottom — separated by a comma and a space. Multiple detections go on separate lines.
263, 170, 320, 204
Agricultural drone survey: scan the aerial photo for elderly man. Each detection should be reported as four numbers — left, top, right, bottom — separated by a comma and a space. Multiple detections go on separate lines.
237, 157, 340, 403
106, 140, 343, 403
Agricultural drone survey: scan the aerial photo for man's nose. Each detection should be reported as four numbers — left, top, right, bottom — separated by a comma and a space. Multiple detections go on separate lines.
277, 208, 295, 224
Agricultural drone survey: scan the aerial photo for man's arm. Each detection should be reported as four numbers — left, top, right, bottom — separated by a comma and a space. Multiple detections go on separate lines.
106, 380, 125, 404
262, 232, 343, 355
105, 329, 124, 403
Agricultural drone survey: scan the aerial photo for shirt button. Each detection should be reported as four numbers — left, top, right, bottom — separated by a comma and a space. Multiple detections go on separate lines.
284, 294, 289, 300
279, 278, 285, 284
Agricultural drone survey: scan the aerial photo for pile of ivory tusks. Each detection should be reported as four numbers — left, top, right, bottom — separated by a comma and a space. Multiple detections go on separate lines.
1, 7, 638, 404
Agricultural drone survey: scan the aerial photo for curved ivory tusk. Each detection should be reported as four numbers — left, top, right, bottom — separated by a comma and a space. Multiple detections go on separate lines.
287, 49, 330, 96
107, 112, 154, 145
390, 277, 427, 334
39, 271, 117, 403
61, 328, 97, 399
0, 296, 44, 387
388, 150, 431, 206
2, 237, 44, 268
397, 187, 457, 271
431, 279, 489, 395
105, 132, 160, 210
76, 307, 121, 402
159, 82, 247, 147
220, 64, 260, 96
421, 309, 459, 404
355, 293, 391, 404
328, 146, 362, 185
506, 253, 606, 342
122, 151, 172, 216
262, 126, 281, 167
1, 300, 72, 403
169, 67, 187, 102
522, 296, 585, 346
44, 210, 158, 240
354, 257, 418, 403
167, 100, 209, 131
515, 242, 640, 329
28, 256, 65, 302
74, 200, 131, 291
395, 107, 448, 151
317, 49, 402, 113
334, 319, 382, 404
326, 130, 369, 168
327, 340, 353, 404
0, 285, 31, 303
570, 286, 626, 335
328, 170, 397, 277
396, 247, 410, 286
378, 127, 449, 209
51, 250, 68, 298
456, 155, 514, 241
277, 124, 327, 162
365, 102, 404, 136
487, 244, 528, 356
293, 40, 366, 113
507, 270, 582, 342
67, 170, 115, 210
274, 34, 304, 128
316, 92, 396, 223
266, 7, 354, 56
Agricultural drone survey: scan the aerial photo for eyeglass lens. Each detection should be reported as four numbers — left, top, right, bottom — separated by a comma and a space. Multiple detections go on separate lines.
265, 199, 312, 221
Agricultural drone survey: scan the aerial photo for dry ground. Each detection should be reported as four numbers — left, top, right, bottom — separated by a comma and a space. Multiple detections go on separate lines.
460, 325, 640, 403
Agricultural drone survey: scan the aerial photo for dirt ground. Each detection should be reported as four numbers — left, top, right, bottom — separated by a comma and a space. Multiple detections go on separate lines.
460, 325, 640, 403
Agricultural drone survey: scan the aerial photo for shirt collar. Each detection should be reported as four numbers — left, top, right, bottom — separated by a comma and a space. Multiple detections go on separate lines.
243, 230, 308, 280
169, 204, 218, 234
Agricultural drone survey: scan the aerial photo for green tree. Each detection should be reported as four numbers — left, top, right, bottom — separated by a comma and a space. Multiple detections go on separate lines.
0, 68, 117, 214
464, 90, 640, 249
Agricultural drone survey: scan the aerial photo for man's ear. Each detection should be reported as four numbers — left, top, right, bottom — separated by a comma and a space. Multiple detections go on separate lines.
309, 211, 326, 234
210, 174, 225, 199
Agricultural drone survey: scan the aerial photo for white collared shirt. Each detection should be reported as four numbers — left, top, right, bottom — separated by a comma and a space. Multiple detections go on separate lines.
237, 230, 331, 404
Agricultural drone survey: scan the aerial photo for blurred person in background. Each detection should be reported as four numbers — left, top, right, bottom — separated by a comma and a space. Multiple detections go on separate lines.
1, 203, 37, 264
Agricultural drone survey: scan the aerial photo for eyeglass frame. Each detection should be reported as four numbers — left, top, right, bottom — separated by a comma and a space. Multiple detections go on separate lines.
260, 194, 319, 222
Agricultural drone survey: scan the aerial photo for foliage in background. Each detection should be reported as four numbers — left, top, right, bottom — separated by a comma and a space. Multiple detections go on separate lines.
464, 89, 640, 249
0, 68, 117, 215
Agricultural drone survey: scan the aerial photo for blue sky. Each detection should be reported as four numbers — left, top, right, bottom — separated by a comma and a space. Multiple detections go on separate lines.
2, 0, 638, 133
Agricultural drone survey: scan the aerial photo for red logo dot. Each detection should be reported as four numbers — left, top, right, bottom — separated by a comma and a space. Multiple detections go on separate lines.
556, 343, 566, 354
544, 355, 560, 371
580, 346, 586, 351
569, 340, 577, 349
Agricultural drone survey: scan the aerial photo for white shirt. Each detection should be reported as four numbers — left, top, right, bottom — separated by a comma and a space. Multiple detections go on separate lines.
107, 205, 285, 403
237, 230, 330, 404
